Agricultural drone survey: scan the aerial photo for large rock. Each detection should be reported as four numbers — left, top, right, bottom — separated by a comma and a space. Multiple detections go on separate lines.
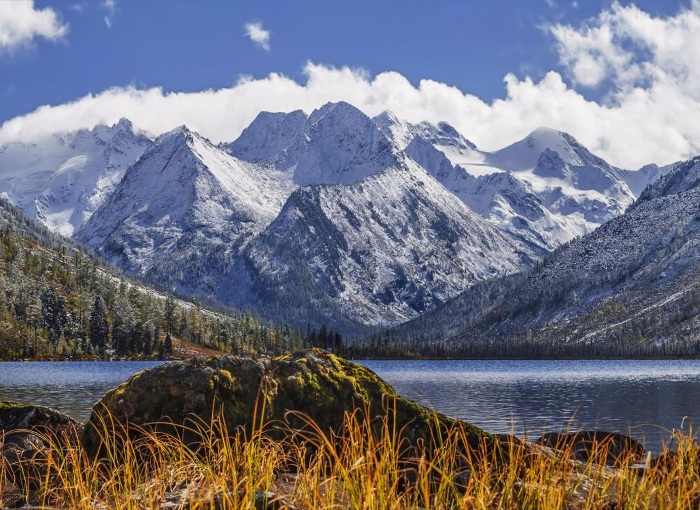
1, 402, 81, 464
82, 349, 494, 458
536, 430, 645, 466
1, 402, 82, 508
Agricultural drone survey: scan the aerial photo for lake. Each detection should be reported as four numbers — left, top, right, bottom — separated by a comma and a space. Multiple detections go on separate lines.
1, 359, 698, 453
0, 361, 164, 422
359, 359, 700, 453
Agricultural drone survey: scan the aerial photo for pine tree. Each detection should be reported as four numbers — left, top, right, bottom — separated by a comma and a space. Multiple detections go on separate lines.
164, 295, 176, 335
89, 296, 109, 351
41, 287, 67, 348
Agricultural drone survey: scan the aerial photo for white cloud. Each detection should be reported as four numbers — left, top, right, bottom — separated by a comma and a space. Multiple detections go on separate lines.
2, 4, 700, 170
104, 0, 116, 28
550, 1, 700, 96
244, 21, 270, 51
0, 0, 68, 52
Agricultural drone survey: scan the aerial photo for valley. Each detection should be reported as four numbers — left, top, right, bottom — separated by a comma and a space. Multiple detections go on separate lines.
0, 101, 696, 356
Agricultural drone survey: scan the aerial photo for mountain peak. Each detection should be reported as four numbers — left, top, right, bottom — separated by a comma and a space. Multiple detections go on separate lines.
113, 117, 134, 131
530, 126, 563, 136
308, 101, 367, 126
637, 156, 700, 203
155, 125, 198, 145
372, 110, 414, 149
372, 110, 402, 126
225, 109, 308, 163
490, 126, 601, 171
525, 127, 569, 150
413, 120, 477, 152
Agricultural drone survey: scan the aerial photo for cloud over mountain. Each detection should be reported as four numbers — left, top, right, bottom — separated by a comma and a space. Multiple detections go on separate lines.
1, 3, 699, 169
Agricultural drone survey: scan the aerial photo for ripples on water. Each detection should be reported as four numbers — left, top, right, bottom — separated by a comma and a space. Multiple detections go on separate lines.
359, 359, 700, 453
0, 361, 163, 422
0, 359, 698, 453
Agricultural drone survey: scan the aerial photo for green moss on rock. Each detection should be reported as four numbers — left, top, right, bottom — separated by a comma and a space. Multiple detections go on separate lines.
82, 349, 495, 458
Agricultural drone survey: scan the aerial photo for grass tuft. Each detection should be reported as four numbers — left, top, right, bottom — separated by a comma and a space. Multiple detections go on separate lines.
1, 405, 699, 509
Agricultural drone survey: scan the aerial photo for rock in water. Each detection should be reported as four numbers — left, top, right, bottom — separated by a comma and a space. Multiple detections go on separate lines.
82, 348, 493, 457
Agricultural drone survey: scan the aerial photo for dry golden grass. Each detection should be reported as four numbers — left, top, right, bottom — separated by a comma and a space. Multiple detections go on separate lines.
1, 406, 698, 509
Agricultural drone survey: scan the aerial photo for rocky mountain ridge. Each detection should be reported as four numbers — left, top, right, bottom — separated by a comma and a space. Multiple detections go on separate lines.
0, 119, 151, 237
0, 102, 680, 334
391, 157, 700, 354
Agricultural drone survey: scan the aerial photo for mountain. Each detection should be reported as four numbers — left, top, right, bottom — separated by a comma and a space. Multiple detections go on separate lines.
392, 157, 700, 354
1, 101, 678, 337
0, 196, 311, 361
235, 157, 533, 331
619, 161, 681, 197
377, 115, 640, 250
76, 126, 289, 279
231, 101, 398, 187
0, 119, 151, 237
222, 109, 308, 164
373, 111, 477, 155
75, 103, 539, 332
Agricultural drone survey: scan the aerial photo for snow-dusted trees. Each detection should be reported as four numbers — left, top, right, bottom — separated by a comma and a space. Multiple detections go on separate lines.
89, 296, 109, 351
41, 287, 67, 348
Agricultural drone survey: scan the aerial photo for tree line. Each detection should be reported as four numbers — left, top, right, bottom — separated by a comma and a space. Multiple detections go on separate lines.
0, 209, 345, 360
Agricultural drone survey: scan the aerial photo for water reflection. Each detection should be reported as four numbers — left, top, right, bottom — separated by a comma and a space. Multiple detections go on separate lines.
1, 359, 698, 453
359, 359, 700, 453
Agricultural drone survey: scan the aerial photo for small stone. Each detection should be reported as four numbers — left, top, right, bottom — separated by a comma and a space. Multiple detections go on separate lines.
254, 490, 296, 510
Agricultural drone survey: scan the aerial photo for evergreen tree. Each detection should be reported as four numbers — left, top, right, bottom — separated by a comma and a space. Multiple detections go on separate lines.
89, 296, 109, 351
41, 287, 67, 347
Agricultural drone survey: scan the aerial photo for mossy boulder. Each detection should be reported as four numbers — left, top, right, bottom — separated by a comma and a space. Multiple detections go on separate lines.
82, 348, 494, 458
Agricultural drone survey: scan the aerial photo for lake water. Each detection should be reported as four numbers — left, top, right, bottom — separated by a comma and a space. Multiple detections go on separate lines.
360, 359, 700, 453
0, 359, 698, 453
0, 361, 164, 422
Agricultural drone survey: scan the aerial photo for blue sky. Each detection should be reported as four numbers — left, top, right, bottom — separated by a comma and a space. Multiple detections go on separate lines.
0, 0, 698, 168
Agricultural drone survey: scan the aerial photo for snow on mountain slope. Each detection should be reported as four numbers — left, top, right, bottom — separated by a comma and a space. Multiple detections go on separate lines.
395, 156, 700, 349
377, 114, 639, 246
0, 119, 151, 237
373, 111, 483, 170
271, 102, 399, 186
240, 156, 536, 328
488, 127, 591, 170
76, 126, 289, 274
222, 109, 308, 163
228, 102, 400, 187
72, 103, 539, 331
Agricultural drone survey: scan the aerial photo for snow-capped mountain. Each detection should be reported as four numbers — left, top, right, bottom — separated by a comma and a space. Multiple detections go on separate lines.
223, 109, 308, 164
0, 100, 680, 335
237, 157, 534, 329
373, 111, 477, 154
230, 101, 398, 187
377, 113, 639, 249
394, 156, 700, 349
76, 126, 290, 275
0, 119, 151, 237
73, 103, 540, 331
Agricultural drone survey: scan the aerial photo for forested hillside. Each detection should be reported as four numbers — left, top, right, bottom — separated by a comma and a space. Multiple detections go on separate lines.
0, 197, 329, 360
